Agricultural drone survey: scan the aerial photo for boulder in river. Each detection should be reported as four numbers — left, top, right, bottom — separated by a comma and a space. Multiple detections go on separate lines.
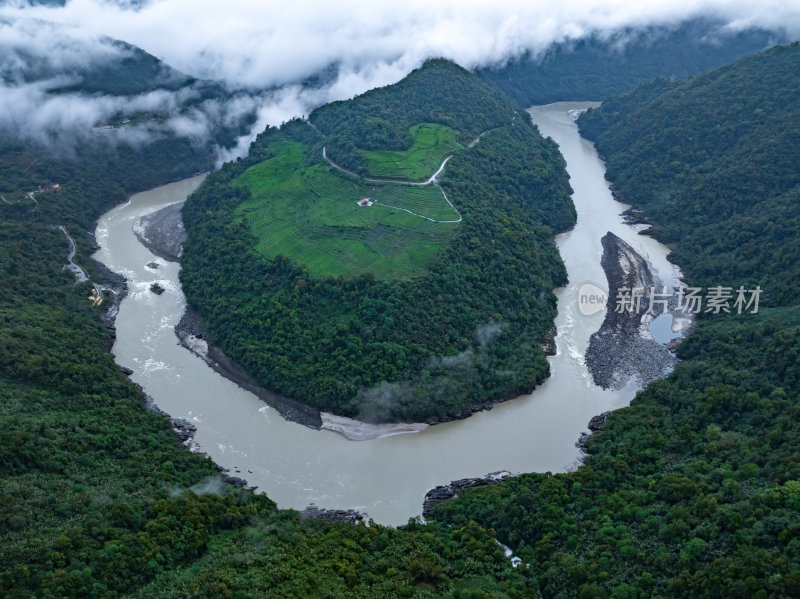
150, 282, 165, 295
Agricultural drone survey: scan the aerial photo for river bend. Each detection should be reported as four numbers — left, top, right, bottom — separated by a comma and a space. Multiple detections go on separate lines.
93, 102, 681, 525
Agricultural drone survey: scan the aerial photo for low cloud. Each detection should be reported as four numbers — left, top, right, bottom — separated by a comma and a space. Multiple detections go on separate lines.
0, 74, 207, 149
1, 1, 797, 161
4, 0, 798, 88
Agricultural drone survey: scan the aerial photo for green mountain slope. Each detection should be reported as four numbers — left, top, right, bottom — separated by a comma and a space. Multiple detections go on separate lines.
477, 19, 784, 106
433, 43, 800, 597
180, 59, 576, 423
8, 38, 191, 94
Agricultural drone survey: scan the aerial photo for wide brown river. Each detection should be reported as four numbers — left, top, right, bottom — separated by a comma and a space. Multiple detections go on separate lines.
93, 102, 681, 525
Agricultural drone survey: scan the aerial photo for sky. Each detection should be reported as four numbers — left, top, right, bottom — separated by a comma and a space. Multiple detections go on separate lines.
1, 0, 798, 159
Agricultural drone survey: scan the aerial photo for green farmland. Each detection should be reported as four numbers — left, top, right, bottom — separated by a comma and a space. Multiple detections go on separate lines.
235, 140, 459, 279
360, 123, 462, 179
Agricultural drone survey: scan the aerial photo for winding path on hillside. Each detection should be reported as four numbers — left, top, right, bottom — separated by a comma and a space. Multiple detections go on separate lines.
321, 147, 462, 223
60, 225, 104, 305
60, 225, 89, 282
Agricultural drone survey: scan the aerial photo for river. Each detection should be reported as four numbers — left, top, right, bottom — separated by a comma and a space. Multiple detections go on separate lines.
93, 102, 681, 526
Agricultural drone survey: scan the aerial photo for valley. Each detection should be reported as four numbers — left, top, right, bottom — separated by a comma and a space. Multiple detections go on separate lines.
1, 9, 798, 597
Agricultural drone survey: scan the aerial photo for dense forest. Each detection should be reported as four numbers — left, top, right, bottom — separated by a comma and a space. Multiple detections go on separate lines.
0, 57, 531, 598
432, 43, 800, 597
180, 59, 576, 423
477, 18, 781, 106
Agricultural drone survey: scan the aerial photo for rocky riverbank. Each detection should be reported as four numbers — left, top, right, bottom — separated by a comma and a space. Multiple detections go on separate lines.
575, 410, 613, 453
130, 378, 203, 451
422, 471, 514, 519
301, 505, 365, 524
88, 222, 127, 337
541, 324, 557, 356
87, 255, 128, 340
175, 308, 324, 430
585, 232, 680, 389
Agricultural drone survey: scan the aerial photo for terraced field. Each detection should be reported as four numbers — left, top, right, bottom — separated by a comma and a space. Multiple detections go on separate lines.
235, 140, 459, 279
360, 123, 462, 179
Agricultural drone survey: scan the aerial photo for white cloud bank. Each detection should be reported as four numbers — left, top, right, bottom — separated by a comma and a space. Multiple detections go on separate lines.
4, 0, 799, 87
1, 0, 798, 159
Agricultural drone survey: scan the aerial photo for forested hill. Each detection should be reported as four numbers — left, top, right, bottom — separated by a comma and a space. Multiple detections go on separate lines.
430, 43, 800, 597
579, 42, 800, 307
180, 58, 576, 423
477, 19, 783, 106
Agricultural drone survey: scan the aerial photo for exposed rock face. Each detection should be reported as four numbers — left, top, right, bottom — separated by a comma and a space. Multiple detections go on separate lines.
576, 410, 613, 452
422, 471, 513, 519
171, 418, 197, 444
585, 232, 677, 390
133, 202, 186, 262
219, 473, 249, 488
301, 505, 365, 524
588, 410, 612, 431
541, 325, 557, 356
150, 282, 165, 295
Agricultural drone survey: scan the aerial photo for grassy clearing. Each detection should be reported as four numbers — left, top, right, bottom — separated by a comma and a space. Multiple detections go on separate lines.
360, 123, 463, 180
235, 140, 459, 279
